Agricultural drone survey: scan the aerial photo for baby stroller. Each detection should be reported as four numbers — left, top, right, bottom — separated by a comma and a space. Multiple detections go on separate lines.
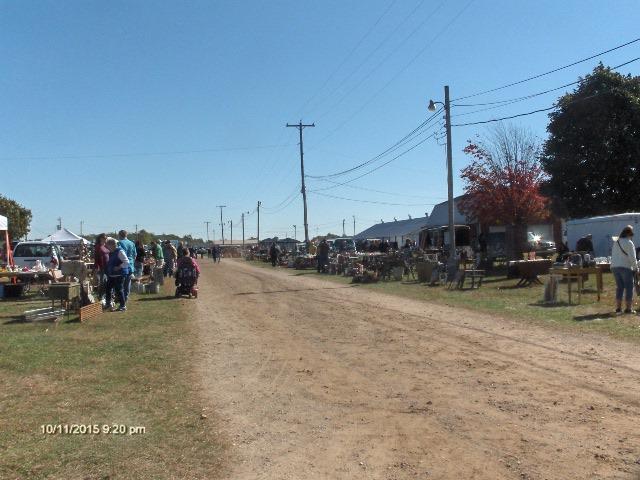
175, 261, 199, 298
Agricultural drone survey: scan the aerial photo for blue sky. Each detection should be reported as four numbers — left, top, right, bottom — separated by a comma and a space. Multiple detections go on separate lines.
2, 0, 639, 241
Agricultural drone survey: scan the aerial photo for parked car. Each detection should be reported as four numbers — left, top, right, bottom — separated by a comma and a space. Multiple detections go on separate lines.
331, 237, 356, 253
12, 241, 64, 270
527, 232, 556, 258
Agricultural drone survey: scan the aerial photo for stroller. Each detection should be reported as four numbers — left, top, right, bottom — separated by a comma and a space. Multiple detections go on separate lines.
175, 260, 199, 298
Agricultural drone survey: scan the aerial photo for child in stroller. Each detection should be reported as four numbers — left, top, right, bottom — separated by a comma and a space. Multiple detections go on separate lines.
175, 248, 201, 298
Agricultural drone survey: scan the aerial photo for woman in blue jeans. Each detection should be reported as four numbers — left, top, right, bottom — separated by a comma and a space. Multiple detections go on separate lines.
610, 225, 638, 315
105, 237, 131, 312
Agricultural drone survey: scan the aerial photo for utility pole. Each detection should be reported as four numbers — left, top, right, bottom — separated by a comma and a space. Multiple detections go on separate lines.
216, 205, 227, 244
80, 220, 84, 236
204, 221, 211, 242
444, 86, 455, 269
429, 86, 456, 270
229, 220, 233, 245
342, 219, 346, 237
293, 224, 297, 240
257, 201, 261, 245
353, 215, 356, 237
286, 120, 315, 248
135, 223, 138, 240
241, 213, 245, 246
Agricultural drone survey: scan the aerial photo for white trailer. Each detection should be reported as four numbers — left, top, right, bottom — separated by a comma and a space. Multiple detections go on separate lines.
566, 213, 640, 257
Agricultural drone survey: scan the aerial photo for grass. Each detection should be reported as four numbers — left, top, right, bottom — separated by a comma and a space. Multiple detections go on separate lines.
0, 282, 226, 479
249, 259, 640, 342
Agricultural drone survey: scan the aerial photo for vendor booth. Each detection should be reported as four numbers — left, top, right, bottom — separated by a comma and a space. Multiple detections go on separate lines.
0, 214, 13, 266
41, 228, 90, 260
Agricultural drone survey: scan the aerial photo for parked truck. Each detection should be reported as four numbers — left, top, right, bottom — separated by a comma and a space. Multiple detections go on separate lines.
566, 213, 640, 257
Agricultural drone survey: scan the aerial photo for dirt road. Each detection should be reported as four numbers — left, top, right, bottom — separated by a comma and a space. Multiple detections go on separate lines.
193, 260, 640, 479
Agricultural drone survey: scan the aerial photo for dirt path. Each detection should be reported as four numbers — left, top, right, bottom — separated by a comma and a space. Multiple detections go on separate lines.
193, 259, 640, 480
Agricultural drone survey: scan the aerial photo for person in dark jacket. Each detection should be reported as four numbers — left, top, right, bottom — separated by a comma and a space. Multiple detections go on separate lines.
134, 240, 146, 278
576, 234, 594, 255
94, 233, 110, 300
269, 242, 280, 267
317, 239, 330, 273
105, 237, 131, 312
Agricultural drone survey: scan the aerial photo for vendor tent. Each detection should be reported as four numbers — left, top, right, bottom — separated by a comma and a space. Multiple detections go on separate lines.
0, 214, 13, 265
42, 228, 90, 245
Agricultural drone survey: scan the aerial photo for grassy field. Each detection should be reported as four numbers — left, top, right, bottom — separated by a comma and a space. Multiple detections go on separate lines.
250, 259, 640, 342
0, 283, 226, 479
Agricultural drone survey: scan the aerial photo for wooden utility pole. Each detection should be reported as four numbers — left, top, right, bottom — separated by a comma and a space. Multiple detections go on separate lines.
286, 121, 315, 247
241, 213, 245, 246
204, 221, 211, 242
353, 215, 356, 236
257, 201, 261, 245
216, 205, 227, 244
229, 220, 233, 245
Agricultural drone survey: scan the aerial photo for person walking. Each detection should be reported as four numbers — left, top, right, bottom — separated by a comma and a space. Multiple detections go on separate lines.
611, 225, 638, 315
104, 237, 130, 312
269, 242, 280, 267
117, 230, 137, 303
162, 240, 177, 277
211, 244, 218, 263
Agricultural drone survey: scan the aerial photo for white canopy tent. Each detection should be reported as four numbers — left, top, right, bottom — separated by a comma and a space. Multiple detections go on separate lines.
42, 228, 90, 245
0, 214, 11, 264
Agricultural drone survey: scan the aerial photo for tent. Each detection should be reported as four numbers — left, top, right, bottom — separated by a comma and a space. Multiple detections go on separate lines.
0, 214, 13, 265
42, 228, 90, 245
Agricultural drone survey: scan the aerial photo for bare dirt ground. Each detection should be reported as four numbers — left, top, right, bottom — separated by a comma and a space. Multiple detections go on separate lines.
193, 259, 640, 480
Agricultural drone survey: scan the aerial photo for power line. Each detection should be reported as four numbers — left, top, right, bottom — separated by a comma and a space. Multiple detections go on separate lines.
0, 143, 293, 161
313, 0, 448, 121
295, 0, 399, 116
451, 90, 604, 127
309, 177, 446, 200
453, 37, 640, 102
309, 132, 438, 190
450, 57, 640, 118
310, 191, 436, 207
313, 0, 474, 145
261, 193, 301, 215
307, 107, 442, 179
308, 0, 426, 118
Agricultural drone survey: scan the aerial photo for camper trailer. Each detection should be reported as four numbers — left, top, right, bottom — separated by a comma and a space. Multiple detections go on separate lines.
566, 213, 640, 257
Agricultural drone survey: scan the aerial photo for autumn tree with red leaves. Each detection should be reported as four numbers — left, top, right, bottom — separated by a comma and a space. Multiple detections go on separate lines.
458, 124, 549, 260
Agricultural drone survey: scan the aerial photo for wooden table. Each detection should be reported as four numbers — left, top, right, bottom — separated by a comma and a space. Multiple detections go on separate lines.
548, 266, 604, 304
508, 260, 553, 286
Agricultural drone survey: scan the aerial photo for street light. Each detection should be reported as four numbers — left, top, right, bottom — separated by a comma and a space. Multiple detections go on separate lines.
428, 85, 456, 273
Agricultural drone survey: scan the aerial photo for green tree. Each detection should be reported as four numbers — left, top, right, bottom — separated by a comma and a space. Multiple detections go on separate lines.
0, 195, 32, 240
541, 64, 640, 218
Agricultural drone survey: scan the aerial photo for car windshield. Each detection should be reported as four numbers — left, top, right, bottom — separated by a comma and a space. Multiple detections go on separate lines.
14, 244, 52, 257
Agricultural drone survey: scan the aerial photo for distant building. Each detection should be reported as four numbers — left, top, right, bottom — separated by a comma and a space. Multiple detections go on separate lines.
354, 215, 430, 244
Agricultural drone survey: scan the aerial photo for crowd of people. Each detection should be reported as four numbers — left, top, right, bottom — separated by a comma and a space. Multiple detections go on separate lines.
93, 232, 203, 312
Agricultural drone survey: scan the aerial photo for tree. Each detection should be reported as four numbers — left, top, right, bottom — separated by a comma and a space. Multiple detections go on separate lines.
542, 64, 640, 218
0, 195, 32, 240
458, 124, 549, 259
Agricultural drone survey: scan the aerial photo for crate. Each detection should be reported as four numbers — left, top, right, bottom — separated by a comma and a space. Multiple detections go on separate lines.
79, 302, 103, 322
48, 282, 81, 301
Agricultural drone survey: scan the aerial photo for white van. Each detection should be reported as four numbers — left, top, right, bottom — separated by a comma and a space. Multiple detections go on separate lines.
13, 242, 64, 270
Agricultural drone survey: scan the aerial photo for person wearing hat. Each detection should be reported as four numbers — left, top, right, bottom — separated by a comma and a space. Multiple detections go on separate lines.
611, 225, 638, 315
